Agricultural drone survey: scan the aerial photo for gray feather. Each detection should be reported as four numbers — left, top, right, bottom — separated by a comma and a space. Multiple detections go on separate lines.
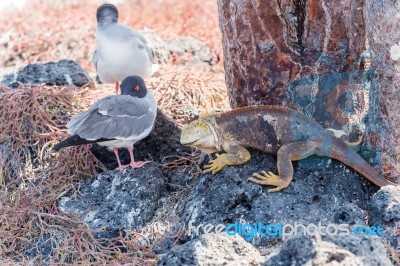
99, 24, 154, 63
67, 95, 156, 140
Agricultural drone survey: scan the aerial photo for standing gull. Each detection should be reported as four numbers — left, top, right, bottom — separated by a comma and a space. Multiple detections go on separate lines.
93, 3, 158, 94
53, 76, 157, 169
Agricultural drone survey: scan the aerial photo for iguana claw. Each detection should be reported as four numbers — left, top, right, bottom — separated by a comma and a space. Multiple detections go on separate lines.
248, 171, 289, 192
203, 153, 227, 174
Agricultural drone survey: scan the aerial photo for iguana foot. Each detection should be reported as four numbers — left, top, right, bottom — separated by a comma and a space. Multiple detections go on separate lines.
248, 171, 290, 192
203, 153, 227, 174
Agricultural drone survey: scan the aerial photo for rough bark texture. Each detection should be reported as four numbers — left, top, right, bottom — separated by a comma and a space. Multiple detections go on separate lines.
218, 0, 368, 133
364, 0, 400, 181
218, 0, 400, 181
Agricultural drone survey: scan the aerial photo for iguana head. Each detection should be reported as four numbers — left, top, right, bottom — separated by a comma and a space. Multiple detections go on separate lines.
180, 117, 220, 154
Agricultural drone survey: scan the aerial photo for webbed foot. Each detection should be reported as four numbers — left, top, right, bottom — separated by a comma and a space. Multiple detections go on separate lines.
115, 161, 151, 170
115, 164, 129, 170
248, 171, 290, 192
130, 160, 151, 168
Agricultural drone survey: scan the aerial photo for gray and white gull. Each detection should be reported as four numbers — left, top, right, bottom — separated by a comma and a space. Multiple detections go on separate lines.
93, 3, 158, 94
53, 75, 157, 169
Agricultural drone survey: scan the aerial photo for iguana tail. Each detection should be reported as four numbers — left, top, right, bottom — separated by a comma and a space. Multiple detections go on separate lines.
327, 138, 395, 187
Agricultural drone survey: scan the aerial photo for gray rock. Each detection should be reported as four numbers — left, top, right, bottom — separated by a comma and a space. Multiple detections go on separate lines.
158, 233, 265, 266
59, 165, 164, 238
0, 139, 33, 181
323, 234, 393, 266
0, 140, 21, 180
167, 36, 218, 65
369, 186, 400, 225
179, 149, 377, 246
1, 60, 92, 88
0, 66, 18, 87
264, 235, 392, 266
368, 185, 400, 248
25, 233, 53, 262
139, 29, 217, 65
139, 29, 171, 65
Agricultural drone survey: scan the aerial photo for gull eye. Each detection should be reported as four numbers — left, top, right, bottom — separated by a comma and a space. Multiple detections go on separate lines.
133, 84, 139, 91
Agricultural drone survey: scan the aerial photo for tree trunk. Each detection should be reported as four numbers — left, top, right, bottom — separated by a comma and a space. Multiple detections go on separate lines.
364, 0, 400, 181
218, 0, 400, 182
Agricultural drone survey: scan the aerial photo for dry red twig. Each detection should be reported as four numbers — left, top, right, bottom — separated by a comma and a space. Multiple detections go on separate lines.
0, 0, 229, 264
0, 33, 229, 266
0, 85, 159, 264
0, 0, 222, 70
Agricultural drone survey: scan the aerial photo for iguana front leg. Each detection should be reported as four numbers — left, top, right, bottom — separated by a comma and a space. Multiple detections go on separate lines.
248, 141, 320, 192
203, 141, 251, 174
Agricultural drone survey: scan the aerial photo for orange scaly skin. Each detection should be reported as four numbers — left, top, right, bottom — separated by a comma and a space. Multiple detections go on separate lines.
180, 106, 396, 192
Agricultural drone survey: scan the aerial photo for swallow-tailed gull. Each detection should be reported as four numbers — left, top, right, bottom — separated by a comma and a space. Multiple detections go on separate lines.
53, 75, 157, 169
93, 3, 158, 94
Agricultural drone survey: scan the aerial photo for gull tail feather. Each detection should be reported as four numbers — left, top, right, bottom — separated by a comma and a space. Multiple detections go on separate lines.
53, 135, 114, 151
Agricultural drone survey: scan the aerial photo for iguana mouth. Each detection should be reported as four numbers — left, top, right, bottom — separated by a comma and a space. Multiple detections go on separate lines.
180, 139, 199, 146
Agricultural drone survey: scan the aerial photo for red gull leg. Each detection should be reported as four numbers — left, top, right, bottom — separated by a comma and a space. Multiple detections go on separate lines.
113, 148, 128, 170
115, 81, 119, 95
128, 147, 151, 168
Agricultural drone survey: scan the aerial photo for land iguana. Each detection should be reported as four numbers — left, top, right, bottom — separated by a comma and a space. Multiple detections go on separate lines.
180, 106, 396, 192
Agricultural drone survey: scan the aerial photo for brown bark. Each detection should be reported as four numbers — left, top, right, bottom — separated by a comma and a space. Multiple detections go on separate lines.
218, 0, 368, 130
364, 0, 400, 181
218, 0, 365, 103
